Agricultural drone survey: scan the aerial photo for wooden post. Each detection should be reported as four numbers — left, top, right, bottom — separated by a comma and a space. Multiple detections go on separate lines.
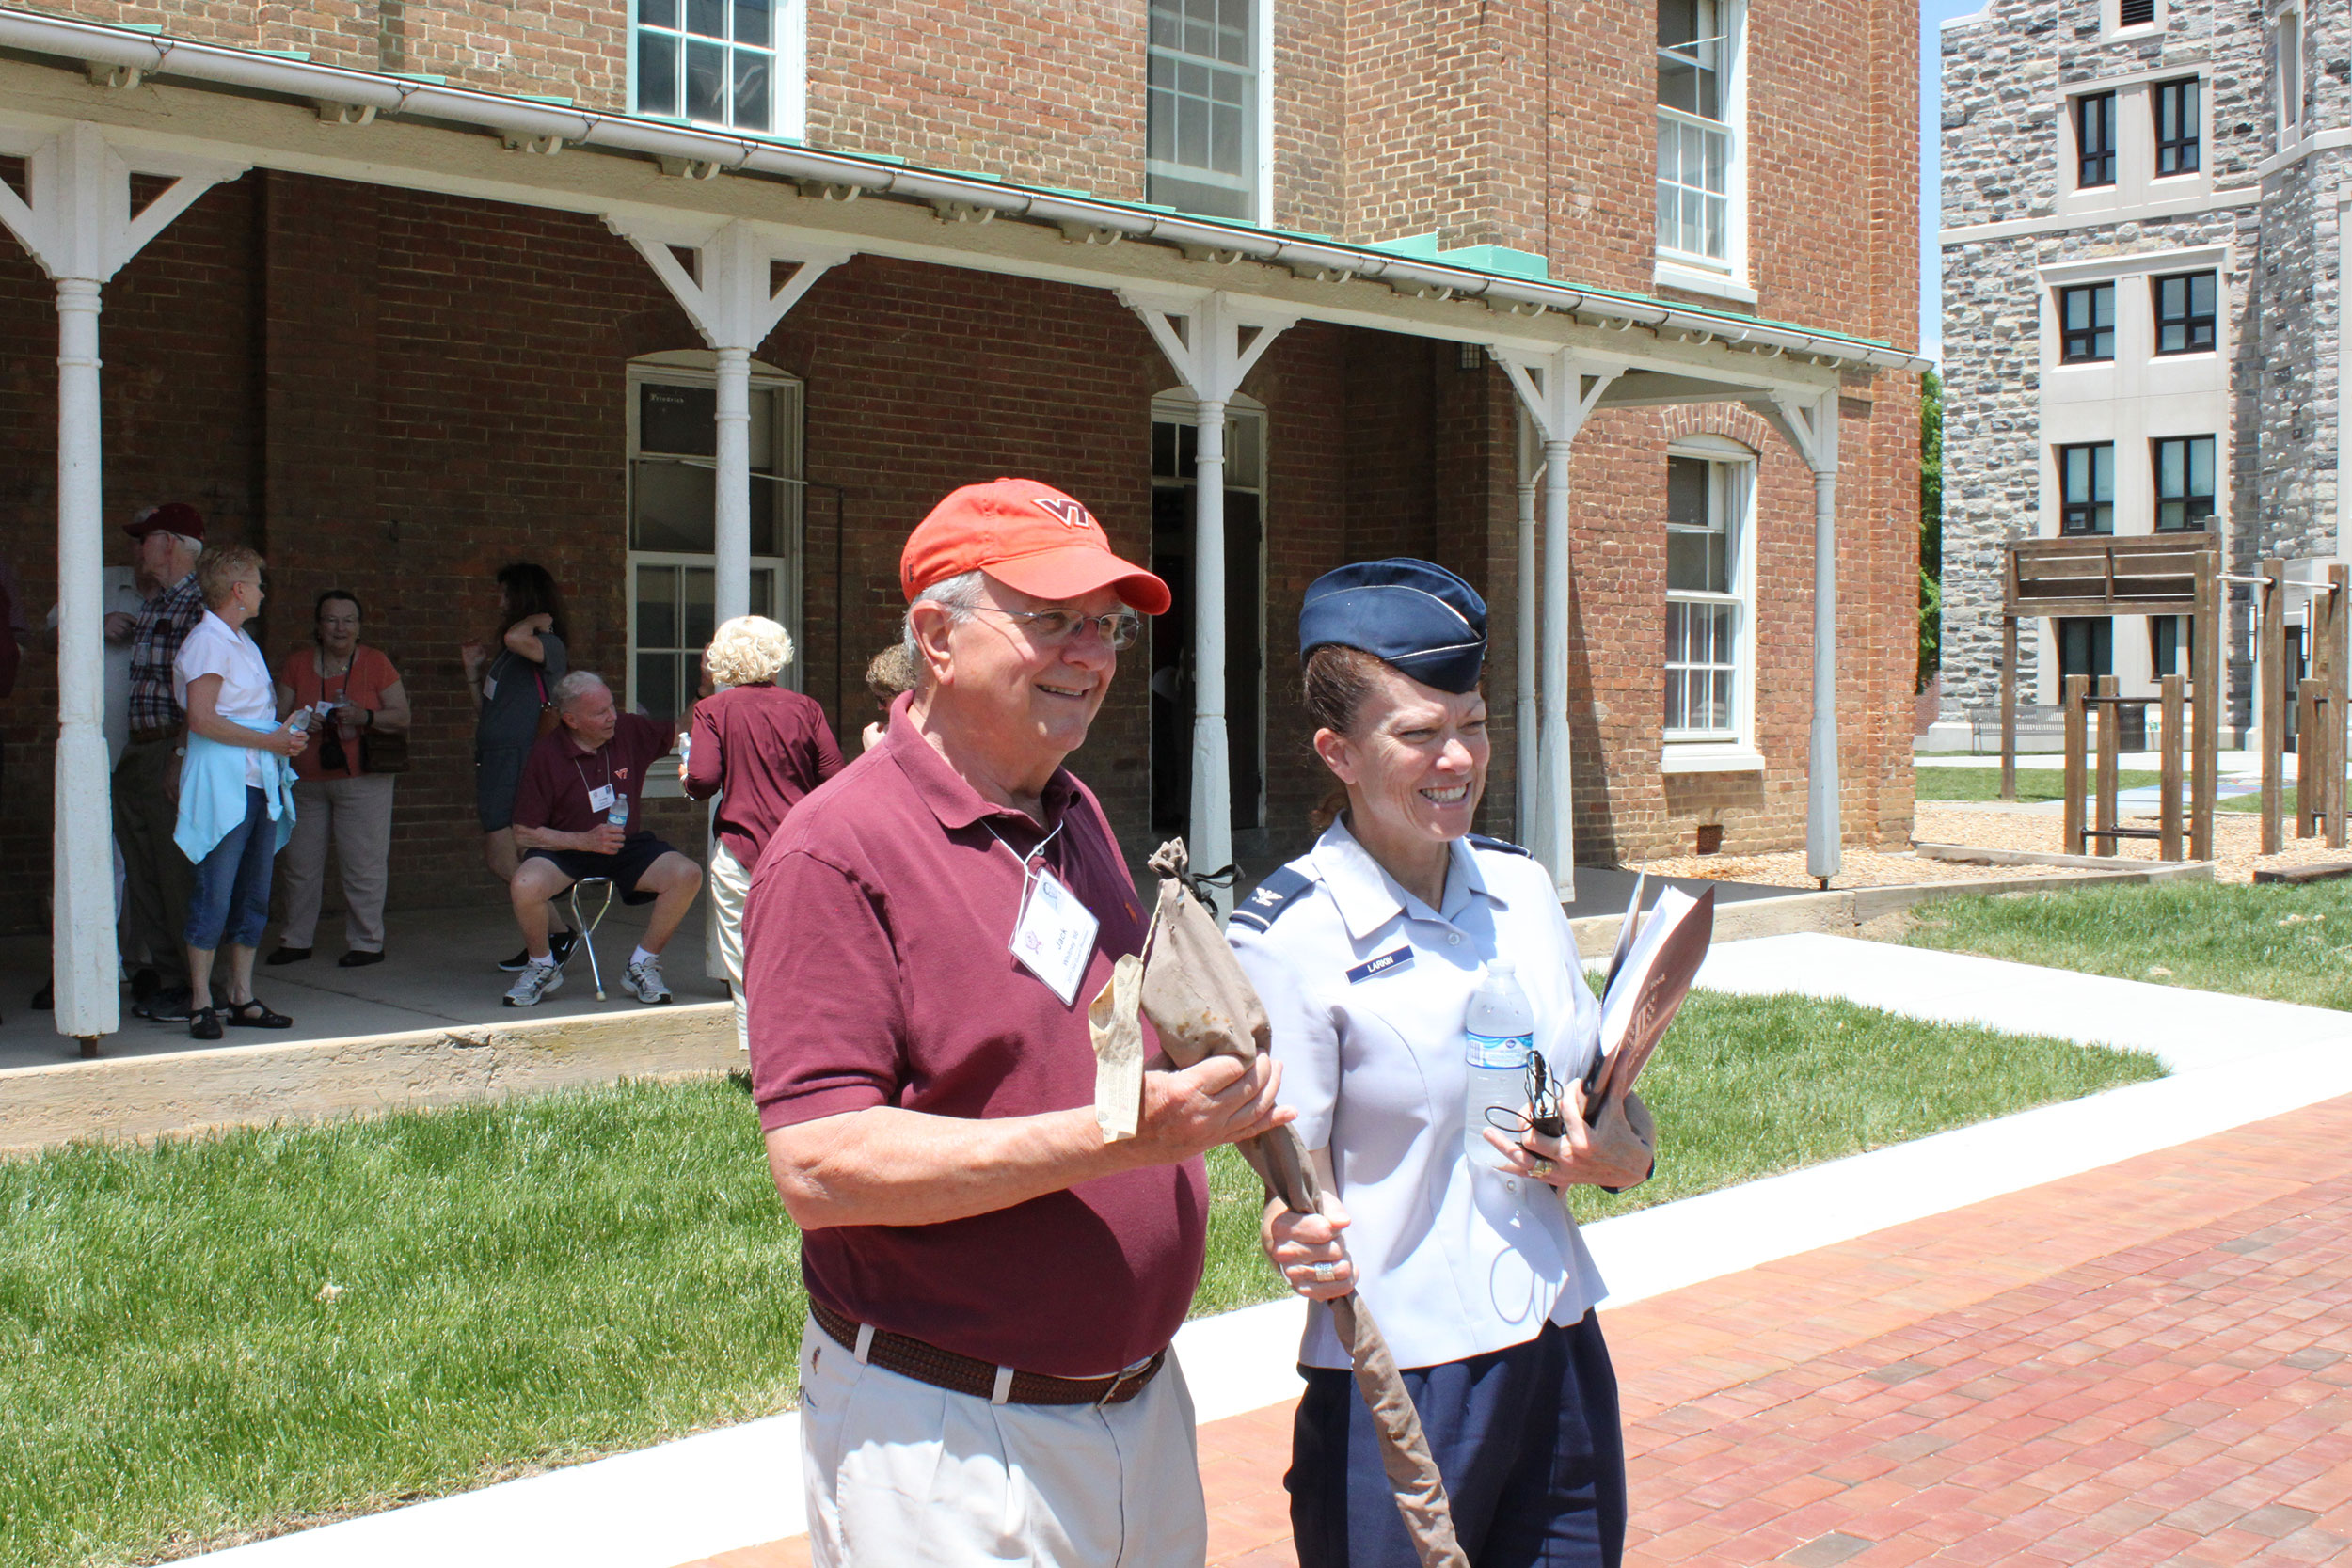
2161, 673, 2185, 862
2327, 566, 2349, 849
2192, 549, 2219, 863
2261, 559, 2286, 856
2000, 615, 2019, 800
2299, 676, 2321, 838
2064, 673, 2090, 855
2094, 674, 2122, 856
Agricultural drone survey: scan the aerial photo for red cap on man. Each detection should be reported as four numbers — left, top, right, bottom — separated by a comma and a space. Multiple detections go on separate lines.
122, 502, 206, 542
900, 479, 1171, 616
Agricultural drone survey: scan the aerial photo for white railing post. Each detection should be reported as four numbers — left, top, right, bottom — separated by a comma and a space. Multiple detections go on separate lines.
1515, 410, 1541, 847
1120, 290, 1294, 914
1756, 387, 1844, 885
0, 122, 243, 1050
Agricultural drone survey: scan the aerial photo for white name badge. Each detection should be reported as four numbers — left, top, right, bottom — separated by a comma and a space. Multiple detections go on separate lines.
587, 784, 617, 814
481, 675, 497, 700
1009, 866, 1099, 1006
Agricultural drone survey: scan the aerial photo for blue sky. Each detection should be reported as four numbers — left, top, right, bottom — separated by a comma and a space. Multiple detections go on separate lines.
1919, 0, 1988, 361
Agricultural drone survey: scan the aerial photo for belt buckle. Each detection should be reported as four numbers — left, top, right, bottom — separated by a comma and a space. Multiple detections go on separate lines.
1095, 1353, 1155, 1407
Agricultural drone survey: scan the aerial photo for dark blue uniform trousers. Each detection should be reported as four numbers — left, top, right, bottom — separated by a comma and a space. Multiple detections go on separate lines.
1288, 1311, 1626, 1568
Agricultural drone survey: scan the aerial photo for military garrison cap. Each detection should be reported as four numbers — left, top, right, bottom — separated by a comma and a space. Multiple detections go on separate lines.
1297, 558, 1487, 693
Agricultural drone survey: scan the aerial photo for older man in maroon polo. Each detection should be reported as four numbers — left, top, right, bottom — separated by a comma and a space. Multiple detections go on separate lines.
742, 478, 1290, 1567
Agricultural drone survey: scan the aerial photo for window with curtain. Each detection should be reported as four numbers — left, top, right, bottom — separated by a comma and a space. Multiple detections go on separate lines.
1146, 0, 1260, 221
1656, 0, 1739, 268
626, 367, 803, 726
1663, 451, 1749, 741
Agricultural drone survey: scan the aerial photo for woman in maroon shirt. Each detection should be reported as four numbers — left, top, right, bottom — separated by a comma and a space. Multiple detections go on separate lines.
682, 615, 845, 1050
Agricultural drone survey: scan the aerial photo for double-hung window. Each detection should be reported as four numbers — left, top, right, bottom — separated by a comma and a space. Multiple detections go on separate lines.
2153, 270, 2217, 354
2075, 91, 2118, 187
2059, 283, 2116, 363
635, 0, 779, 132
1663, 451, 1748, 743
1146, 0, 1262, 222
2154, 78, 2201, 174
626, 361, 803, 727
1656, 0, 1739, 269
2058, 443, 2115, 535
2153, 436, 2216, 531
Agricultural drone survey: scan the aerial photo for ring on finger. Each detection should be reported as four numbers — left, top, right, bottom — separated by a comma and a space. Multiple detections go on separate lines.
1311, 1262, 1337, 1283
1530, 1157, 1555, 1178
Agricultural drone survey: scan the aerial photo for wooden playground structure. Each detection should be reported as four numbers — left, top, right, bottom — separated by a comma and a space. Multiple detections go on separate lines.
1998, 536, 2349, 861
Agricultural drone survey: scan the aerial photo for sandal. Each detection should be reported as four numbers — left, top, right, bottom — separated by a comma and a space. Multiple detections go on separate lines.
189, 1006, 224, 1041
224, 998, 294, 1029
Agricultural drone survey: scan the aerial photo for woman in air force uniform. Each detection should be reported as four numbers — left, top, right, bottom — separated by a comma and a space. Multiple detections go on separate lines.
1227, 558, 1658, 1568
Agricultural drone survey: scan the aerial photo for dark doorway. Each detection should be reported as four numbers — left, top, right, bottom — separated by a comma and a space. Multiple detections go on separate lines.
1150, 409, 1266, 841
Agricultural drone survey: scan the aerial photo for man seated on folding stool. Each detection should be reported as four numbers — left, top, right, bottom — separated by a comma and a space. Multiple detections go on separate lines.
504, 670, 702, 1007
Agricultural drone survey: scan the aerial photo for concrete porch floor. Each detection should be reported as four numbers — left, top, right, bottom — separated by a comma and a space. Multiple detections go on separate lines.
0, 895, 731, 1072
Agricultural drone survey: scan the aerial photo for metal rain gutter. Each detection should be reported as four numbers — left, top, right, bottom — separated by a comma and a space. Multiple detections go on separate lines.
0, 8, 1930, 376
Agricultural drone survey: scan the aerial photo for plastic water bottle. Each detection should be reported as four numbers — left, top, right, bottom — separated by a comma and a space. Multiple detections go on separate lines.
607, 794, 630, 833
1462, 961, 1536, 1171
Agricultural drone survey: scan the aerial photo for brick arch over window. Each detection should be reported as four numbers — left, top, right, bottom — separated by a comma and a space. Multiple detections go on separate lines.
1656, 403, 1774, 451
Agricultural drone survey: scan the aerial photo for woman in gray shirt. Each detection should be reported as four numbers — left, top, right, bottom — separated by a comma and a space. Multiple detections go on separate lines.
462, 561, 573, 972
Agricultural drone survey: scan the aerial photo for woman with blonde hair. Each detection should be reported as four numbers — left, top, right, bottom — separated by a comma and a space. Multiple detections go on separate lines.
682, 615, 845, 1049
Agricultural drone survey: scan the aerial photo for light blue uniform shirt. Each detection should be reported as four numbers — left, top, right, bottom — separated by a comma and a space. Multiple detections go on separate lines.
1228, 819, 1608, 1371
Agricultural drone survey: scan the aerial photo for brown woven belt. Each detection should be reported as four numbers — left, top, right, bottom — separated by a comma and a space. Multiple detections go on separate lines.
809, 1294, 1166, 1407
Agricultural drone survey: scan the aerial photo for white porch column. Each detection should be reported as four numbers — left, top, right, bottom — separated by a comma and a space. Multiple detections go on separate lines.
1492, 349, 1619, 902
1757, 388, 1844, 883
1515, 410, 1541, 845
608, 218, 848, 625
0, 123, 241, 1049
1120, 291, 1295, 912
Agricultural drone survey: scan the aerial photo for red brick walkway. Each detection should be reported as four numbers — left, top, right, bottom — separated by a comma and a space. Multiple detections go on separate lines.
681, 1096, 2352, 1568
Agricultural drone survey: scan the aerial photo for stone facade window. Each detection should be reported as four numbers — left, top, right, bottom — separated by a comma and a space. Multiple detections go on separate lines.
2059, 619, 2114, 681
633, 0, 781, 133
2154, 79, 2201, 176
2153, 271, 2217, 355
1663, 449, 1748, 741
2074, 92, 2119, 188
1656, 0, 1740, 270
2058, 443, 2116, 535
2274, 8, 2302, 137
2153, 436, 2216, 531
626, 357, 803, 726
1147, 0, 1263, 222
2059, 283, 2117, 363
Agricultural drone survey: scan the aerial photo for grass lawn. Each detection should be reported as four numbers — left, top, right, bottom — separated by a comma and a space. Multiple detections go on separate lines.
2216, 784, 2296, 815
1902, 877, 2352, 1008
3, 1004, 2161, 1568
1915, 767, 2163, 804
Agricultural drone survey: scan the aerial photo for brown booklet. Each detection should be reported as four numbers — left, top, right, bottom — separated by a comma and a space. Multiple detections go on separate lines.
1583, 876, 1716, 1113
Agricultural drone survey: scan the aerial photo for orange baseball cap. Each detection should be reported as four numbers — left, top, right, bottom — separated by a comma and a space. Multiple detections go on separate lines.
900, 478, 1171, 615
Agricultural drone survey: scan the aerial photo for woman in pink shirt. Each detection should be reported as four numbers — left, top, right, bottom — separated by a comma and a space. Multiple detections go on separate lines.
682, 615, 845, 1050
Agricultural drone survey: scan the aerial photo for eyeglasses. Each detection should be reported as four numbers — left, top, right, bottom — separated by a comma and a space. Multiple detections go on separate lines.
1484, 1051, 1568, 1141
979, 606, 1144, 651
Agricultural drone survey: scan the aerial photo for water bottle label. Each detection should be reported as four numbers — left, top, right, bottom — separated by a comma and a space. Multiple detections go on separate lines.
1465, 1031, 1533, 1070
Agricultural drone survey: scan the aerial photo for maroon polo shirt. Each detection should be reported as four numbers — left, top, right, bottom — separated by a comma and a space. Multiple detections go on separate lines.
512, 712, 674, 835
681, 684, 846, 867
743, 696, 1208, 1378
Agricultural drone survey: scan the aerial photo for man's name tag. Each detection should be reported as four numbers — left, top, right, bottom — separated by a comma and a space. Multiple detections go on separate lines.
587, 784, 616, 814
481, 675, 496, 700
1009, 866, 1099, 1006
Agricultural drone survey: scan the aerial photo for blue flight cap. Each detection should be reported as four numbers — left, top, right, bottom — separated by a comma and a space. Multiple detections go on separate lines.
1298, 559, 1488, 693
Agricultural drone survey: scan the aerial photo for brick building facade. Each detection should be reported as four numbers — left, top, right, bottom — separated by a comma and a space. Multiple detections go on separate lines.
0, 1, 1922, 1022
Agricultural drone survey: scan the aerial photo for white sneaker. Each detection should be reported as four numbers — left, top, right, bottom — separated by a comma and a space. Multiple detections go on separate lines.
503, 959, 564, 1007
624, 955, 672, 1006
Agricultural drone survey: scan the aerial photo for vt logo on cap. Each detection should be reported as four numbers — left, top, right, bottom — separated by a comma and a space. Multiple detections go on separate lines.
899, 477, 1173, 615
1032, 496, 1096, 531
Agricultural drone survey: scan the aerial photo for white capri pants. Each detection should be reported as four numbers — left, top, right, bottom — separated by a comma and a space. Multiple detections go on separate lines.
797, 1316, 1207, 1568
707, 838, 752, 1053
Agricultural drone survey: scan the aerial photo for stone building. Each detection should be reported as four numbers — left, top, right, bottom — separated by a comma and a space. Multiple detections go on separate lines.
0, 0, 1923, 1043
1933, 0, 2342, 751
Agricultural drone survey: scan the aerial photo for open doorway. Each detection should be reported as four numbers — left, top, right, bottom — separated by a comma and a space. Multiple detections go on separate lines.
1149, 393, 1267, 842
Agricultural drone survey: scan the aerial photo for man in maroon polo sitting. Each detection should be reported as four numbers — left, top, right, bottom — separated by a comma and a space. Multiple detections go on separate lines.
742, 479, 1293, 1566
503, 670, 703, 1008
